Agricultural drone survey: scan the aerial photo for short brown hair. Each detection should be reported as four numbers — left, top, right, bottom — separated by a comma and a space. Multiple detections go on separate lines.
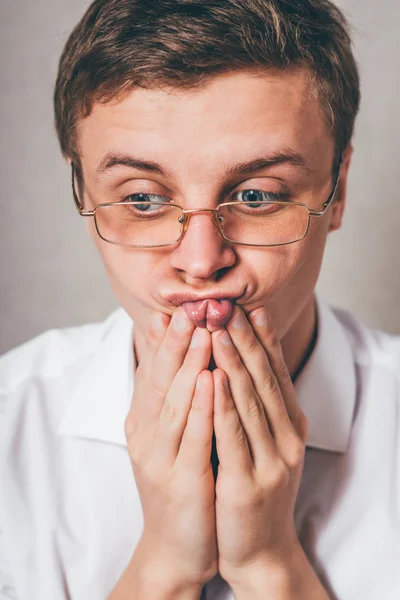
54, 0, 360, 171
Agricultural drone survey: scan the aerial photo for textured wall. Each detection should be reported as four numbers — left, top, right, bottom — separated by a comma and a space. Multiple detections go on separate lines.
0, 0, 399, 353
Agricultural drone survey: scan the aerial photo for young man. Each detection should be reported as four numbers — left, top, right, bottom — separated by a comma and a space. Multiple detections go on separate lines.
1, 0, 399, 599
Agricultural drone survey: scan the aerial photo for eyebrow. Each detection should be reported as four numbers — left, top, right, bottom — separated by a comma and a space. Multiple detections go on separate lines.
95, 152, 171, 178
95, 148, 311, 180
223, 150, 312, 178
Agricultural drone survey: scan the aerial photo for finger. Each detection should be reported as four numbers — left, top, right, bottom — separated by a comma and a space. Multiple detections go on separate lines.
127, 307, 194, 455
248, 307, 307, 443
138, 311, 171, 380
213, 369, 253, 475
153, 327, 212, 468
225, 305, 296, 445
211, 328, 276, 465
176, 370, 214, 476
141, 307, 196, 429
126, 310, 170, 436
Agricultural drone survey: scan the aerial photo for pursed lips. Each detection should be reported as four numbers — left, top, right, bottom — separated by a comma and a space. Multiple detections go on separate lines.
181, 298, 235, 329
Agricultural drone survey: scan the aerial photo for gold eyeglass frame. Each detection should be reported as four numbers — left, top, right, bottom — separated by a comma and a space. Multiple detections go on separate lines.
71, 155, 342, 249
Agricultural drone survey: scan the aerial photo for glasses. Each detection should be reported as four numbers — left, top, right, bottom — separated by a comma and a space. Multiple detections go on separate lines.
71, 158, 342, 248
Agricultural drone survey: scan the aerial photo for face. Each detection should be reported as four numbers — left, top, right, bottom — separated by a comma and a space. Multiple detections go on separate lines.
76, 68, 351, 364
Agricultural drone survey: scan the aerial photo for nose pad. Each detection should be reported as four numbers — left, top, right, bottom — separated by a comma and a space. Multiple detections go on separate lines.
212, 210, 224, 232
216, 212, 224, 233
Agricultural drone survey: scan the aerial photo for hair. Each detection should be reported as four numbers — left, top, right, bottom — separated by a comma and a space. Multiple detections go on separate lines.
54, 0, 360, 175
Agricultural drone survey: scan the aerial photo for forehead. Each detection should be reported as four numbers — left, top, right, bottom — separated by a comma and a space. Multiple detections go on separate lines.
77, 68, 332, 173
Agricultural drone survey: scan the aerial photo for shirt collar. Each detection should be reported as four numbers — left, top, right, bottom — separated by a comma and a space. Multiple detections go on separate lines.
294, 295, 357, 453
58, 308, 135, 446
58, 294, 356, 453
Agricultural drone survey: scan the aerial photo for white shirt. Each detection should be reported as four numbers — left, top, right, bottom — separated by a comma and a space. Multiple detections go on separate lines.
0, 294, 399, 600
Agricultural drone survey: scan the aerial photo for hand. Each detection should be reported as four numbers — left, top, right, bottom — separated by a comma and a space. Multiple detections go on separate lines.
124, 307, 218, 588
210, 305, 309, 586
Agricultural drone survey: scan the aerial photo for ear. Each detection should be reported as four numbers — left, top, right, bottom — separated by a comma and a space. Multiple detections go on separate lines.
328, 143, 353, 233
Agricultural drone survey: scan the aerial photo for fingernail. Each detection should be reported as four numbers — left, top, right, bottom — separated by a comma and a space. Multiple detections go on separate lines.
218, 330, 232, 346
231, 310, 245, 330
173, 309, 190, 331
151, 313, 164, 330
254, 310, 268, 327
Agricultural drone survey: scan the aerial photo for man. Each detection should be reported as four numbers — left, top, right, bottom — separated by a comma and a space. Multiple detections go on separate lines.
1, 0, 399, 599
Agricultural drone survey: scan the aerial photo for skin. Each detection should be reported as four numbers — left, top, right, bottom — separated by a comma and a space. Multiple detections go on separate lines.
73, 68, 352, 598
77, 68, 351, 375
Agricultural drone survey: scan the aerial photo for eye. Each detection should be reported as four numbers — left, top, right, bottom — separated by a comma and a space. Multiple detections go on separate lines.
124, 193, 170, 212
235, 190, 286, 206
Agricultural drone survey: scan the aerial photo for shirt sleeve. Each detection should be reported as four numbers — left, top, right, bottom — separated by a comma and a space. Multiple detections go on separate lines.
0, 529, 17, 600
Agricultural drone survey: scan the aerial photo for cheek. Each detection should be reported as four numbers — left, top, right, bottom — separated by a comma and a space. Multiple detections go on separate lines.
239, 243, 308, 291
239, 218, 328, 297
86, 219, 158, 299
102, 246, 155, 294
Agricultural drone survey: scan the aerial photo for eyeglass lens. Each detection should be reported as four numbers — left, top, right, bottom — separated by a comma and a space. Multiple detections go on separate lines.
93, 201, 310, 247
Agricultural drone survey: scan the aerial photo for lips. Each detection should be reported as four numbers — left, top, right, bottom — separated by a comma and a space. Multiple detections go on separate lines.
182, 298, 235, 329
162, 287, 247, 330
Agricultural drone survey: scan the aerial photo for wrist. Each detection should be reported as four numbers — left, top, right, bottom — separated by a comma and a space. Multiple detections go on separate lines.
225, 542, 330, 600
131, 538, 206, 598
138, 558, 204, 599
109, 552, 203, 600
226, 558, 293, 600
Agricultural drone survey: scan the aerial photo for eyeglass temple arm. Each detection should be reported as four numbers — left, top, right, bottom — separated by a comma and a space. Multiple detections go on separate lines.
71, 163, 95, 217
308, 154, 343, 217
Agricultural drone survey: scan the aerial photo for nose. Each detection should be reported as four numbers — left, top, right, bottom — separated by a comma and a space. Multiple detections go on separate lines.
170, 209, 237, 281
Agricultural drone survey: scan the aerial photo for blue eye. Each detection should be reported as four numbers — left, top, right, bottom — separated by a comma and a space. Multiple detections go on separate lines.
127, 193, 152, 202
236, 190, 284, 206
124, 193, 169, 212
241, 190, 263, 203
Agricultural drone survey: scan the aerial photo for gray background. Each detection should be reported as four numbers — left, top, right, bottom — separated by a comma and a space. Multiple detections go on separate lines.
0, 0, 399, 354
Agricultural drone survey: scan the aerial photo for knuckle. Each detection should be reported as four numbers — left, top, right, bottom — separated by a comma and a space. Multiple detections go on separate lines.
250, 483, 267, 508
264, 329, 278, 348
149, 375, 167, 401
297, 410, 309, 443
246, 395, 263, 421
124, 412, 136, 440
267, 460, 289, 488
128, 441, 142, 466
246, 335, 260, 354
125, 432, 143, 466
139, 462, 161, 490
262, 370, 279, 394
161, 398, 180, 423
124, 412, 137, 443
276, 362, 291, 386
286, 439, 306, 469
234, 425, 248, 451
